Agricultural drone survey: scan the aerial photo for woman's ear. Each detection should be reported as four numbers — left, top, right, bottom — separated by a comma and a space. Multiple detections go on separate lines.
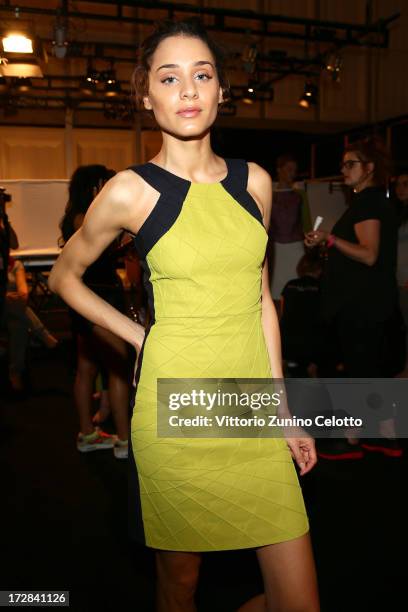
143, 96, 153, 111
218, 86, 224, 105
366, 161, 375, 176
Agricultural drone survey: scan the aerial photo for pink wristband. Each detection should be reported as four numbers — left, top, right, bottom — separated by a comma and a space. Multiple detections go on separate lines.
326, 234, 336, 248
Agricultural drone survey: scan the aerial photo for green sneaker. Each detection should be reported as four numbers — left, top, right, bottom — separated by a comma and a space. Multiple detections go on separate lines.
77, 428, 116, 453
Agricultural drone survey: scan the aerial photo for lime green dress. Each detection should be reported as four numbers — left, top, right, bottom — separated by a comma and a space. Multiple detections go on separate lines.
128, 158, 309, 551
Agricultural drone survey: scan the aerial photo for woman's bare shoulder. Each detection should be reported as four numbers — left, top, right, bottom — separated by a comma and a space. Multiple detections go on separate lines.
247, 162, 273, 218
247, 161, 272, 185
103, 169, 148, 208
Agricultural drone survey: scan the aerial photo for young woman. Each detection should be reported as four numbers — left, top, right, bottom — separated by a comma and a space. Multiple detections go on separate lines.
49, 20, 319, 612
58, 165, 130, 459
305, 139, 401, 459
268, 154, 311, 306
2, 255, 58, 392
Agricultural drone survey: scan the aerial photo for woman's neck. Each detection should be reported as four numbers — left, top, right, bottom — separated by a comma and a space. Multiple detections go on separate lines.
153, 131, 224, 182
277, 180, 292, 189
354, 177, 375, 193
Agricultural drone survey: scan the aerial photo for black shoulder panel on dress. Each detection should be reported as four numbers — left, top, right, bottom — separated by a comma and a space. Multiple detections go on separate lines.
222, 158, 264, 226
126, 163, 190, 260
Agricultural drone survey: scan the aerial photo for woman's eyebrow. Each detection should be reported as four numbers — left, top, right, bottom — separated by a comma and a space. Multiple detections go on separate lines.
156, 60, 214, 72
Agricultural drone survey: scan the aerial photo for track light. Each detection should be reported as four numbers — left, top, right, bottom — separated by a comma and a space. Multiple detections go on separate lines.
80, 77, 96, 96
86, 66, 99, 84
102, 70, 121, 97
242, 80, 257, 104
325, 52, 343, 82
299, 82, 318, 108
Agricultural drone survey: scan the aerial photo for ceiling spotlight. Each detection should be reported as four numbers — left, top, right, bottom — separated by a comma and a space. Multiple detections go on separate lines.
2, 33, 33, 54
325, 52, 343, 82
80, 77, 96, 96
299, 82, 318, 108
242, 80, 257, 104
14, 77, 32, 92
85, 65, 99, 84
105, 80, 121, 98
101, 69, 121, 97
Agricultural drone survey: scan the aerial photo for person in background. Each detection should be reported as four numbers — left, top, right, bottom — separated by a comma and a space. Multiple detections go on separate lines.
305, 137, 402, 459
0, 190, 18, 316
280, 249, 326, 377
394, 171, 408, 375
2, 255, 58, 392
59, 165, 130, 460
268, 154, 312, 310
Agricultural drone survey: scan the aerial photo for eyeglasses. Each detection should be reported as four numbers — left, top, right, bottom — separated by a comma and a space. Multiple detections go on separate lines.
340, 160, 363, 171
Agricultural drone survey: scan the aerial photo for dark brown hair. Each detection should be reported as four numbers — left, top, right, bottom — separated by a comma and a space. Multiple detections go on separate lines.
277, 154, 297, 169
343, 137, 391, 187
296, 249, 323, 278
131, 18, 230, 110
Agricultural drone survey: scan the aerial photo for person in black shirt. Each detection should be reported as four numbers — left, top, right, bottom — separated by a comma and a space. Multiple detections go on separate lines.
280, 249, 327, 376
305, 138, 401, 458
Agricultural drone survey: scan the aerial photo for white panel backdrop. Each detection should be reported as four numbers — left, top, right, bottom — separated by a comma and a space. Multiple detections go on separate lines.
1, 180, 68, 253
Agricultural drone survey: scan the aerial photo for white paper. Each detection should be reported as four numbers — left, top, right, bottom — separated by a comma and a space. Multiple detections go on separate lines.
313, 215, 323, 231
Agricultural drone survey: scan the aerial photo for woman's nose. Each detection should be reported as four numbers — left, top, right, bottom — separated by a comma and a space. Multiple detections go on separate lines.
180, 78, 198, 99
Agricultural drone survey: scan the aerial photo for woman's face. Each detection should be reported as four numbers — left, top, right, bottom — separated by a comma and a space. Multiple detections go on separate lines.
395, 174, 408, 203
277, 161, 297, 185
341, 151, 373, 188
143, 35, 223, 138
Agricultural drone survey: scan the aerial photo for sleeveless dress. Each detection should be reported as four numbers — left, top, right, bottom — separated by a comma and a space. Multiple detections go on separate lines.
128, 158, 309, 552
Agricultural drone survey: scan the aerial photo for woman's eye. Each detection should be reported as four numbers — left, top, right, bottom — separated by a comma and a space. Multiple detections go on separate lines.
161, 76, 177, 84
195, 72, 211, 80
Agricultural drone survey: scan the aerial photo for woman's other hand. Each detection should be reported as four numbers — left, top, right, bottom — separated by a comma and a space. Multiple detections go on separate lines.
285, 434, 317, 475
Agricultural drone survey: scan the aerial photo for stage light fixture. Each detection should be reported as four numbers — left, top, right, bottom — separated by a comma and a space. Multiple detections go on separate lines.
101, 70, 121, 97
80, 77, 96, 96
52, 24, 68, 59
325, 52, 343, 82
299, 82, 318, 108
242, 80, 257, 104
1, 24, 45, 78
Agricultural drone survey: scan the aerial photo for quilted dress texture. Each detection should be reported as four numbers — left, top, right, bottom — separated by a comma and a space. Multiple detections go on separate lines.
129, 159, 309, 551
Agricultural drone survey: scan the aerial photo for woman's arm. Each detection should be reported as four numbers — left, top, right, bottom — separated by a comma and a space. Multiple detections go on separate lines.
248, 163, 317, 475
48, 170, 146, 349
248, 163, 283, 378
15, 262, 29, 301
305, 219, 380, 266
